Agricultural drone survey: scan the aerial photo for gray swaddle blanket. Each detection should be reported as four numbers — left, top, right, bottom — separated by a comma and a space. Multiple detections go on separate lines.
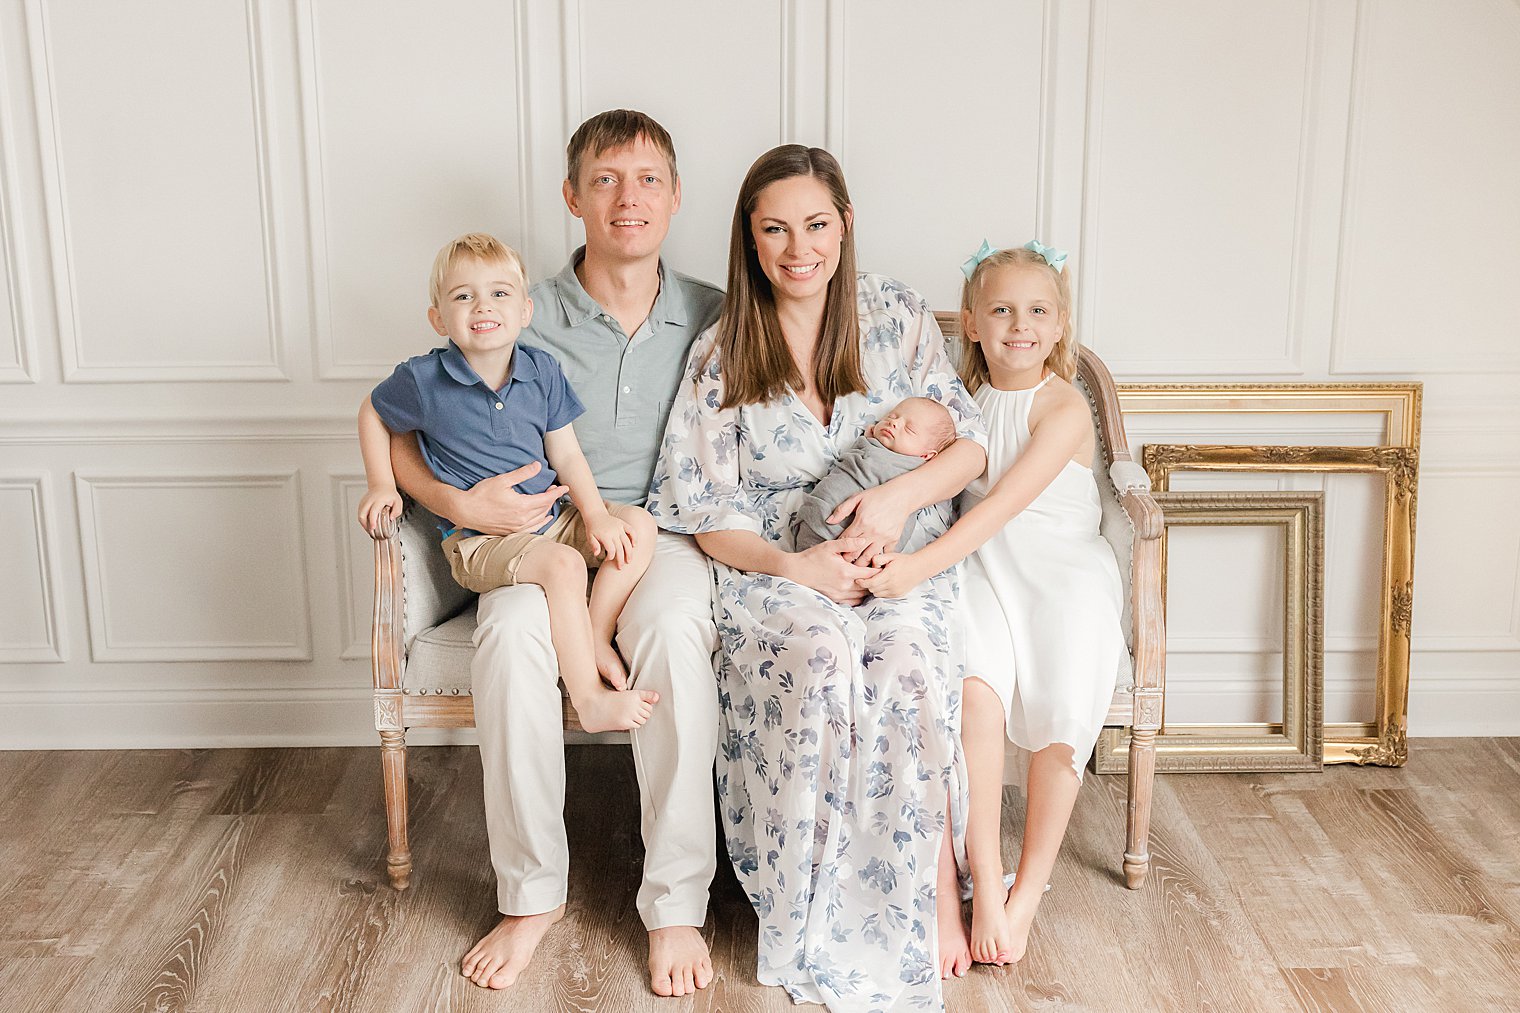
793, 436, 939, 552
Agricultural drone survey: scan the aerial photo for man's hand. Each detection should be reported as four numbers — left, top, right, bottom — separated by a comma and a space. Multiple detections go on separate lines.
828, 482, 916, 565
456, 462, 567, 536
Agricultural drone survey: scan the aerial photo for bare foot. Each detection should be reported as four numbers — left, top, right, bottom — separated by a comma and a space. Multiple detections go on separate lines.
573, 686, 658, 733
970, 882, 1015, 965
595, 640, 630, 689
936, 884, 972, 979
459, 905, 564, 989
1001, 883, 1044, 964
649, 925, 713, 997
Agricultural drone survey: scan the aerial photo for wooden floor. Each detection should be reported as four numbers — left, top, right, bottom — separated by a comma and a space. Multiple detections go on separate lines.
2, 741, 1518, 1012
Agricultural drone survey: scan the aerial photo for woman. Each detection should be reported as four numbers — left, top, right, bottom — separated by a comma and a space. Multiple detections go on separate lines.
648, 145, 987, 1010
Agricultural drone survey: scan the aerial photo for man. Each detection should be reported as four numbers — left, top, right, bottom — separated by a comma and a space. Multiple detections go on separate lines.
390, 110, 724, 997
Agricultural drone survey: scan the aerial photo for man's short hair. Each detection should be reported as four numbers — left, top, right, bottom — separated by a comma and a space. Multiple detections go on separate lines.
566, 109, 677, 188
428, 232, 527, 308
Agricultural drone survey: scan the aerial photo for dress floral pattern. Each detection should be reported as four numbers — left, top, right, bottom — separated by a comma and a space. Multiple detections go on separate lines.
649, 275, 985, 1011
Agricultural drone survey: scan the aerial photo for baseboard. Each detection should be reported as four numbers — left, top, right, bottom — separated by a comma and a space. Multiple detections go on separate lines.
0, 679, 1515, 750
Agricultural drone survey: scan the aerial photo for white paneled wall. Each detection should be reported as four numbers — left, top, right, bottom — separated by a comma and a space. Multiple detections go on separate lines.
1, 0, 1516, 748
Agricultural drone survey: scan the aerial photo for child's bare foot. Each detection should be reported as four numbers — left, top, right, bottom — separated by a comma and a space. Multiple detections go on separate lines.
936, 884, 972, 979
573, 685, 658, 733
595, 640, 630, 689
970, 882, 1015, 964
1000, 882, 1044, 964
648, 925, 713, 997
460, 905, 564, 989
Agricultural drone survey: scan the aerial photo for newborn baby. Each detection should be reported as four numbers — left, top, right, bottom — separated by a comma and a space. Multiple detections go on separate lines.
793, 396, 957, 553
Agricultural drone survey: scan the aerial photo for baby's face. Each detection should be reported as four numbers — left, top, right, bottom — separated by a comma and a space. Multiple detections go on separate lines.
868, 398, 950, 458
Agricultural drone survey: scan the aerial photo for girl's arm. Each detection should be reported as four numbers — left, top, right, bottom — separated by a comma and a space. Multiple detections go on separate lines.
696, 530, 878, 606
357, 396, 404, 535
544, 424, 633, 566
860, 391, 1091, 597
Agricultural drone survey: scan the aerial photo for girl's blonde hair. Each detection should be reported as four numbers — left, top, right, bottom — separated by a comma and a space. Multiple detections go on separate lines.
958, 246, 1076, 390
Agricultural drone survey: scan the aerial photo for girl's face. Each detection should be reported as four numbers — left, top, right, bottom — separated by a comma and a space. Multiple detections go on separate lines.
964, 263, 1066, 385
749, 175, 851, 307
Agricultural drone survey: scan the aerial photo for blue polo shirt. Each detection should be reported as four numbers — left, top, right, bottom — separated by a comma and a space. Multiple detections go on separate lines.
370, 341, 584, 535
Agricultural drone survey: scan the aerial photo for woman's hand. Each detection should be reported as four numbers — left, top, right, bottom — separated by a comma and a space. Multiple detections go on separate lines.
857, 551, 933, 599
357, 485, 403, 538
783, 537, 879, 606
828, 483, 917, 564
586, 511, 635, 568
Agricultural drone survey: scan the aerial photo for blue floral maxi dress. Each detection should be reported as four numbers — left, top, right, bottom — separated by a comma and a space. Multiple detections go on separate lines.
648, 275, 986, 1011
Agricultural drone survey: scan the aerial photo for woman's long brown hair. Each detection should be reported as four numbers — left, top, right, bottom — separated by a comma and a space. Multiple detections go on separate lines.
705, 145, 865, 409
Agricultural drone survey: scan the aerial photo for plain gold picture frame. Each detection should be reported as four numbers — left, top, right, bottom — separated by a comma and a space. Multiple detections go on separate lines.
1094, 491, 1325, 773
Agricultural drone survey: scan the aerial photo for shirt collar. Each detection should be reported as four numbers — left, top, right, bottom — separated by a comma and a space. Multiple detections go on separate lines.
553, 246, 686, 330
440, 341, 539, 388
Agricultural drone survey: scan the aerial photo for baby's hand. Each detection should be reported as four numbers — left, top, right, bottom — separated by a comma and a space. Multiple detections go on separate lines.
857, 551, 928, 599
587, 512, 635, 568
358, 486, 403, 538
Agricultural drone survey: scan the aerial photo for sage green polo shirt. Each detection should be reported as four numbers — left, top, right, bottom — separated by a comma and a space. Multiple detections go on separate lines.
520, 248, 724, 506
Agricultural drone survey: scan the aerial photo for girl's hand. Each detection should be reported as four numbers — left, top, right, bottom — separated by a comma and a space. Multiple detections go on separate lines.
358, 486, 403, 538
828, 483, 917, 565
586, 512, 635, 568
857, 551, 931, 599
784, 537, 879, 606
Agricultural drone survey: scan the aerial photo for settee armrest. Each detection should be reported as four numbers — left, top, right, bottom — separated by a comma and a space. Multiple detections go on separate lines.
369, 497, 475, 692
1122, 486, 1166, 695
371, 508, 405, 692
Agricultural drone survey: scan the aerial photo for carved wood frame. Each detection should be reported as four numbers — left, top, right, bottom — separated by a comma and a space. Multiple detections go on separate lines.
1094, 491, 1324, 773
1140, 444, 1418, 766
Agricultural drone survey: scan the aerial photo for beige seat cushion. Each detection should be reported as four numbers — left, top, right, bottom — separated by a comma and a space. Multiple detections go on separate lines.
403, 610, 476, 696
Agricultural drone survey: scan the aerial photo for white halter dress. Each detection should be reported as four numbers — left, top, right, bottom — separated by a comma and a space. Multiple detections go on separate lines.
959, 375, 1129, 778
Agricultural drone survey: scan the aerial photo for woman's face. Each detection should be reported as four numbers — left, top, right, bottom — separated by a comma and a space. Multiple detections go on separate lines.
749, 175, 851, 306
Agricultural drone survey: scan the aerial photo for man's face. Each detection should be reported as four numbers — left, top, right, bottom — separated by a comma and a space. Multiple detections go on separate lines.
563, 136, 680, 263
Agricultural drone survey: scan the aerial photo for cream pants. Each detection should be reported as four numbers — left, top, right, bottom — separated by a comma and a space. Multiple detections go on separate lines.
471, 530, 720, 930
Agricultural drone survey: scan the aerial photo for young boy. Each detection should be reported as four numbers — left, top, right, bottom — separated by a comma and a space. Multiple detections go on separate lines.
792, 396, 958, 552
357, 232, 659, 733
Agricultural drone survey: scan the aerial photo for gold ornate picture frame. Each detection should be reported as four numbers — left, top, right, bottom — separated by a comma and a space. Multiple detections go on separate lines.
1095, 491, 1325, 773
1141, 444, 1418, 765
1117, 383, 1421, 449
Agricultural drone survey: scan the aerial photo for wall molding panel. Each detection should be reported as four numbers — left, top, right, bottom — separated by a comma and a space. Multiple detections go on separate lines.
27, 0, 290, 383
0, 474, 67, 662
74, 471, 313, 662
0, 68, 37, 385
331, 474, 372, 661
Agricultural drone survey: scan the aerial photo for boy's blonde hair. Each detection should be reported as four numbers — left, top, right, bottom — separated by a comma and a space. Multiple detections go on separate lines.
958, 246, 1076, 390
428, 233, 528, 308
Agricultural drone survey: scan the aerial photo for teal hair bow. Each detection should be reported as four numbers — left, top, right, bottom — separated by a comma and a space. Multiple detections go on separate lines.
1022, 239, 1068, 273
960, 239, 996, 281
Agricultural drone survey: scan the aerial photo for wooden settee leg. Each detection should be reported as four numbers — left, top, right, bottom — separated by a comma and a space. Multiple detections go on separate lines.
1123, 726, 1155, 889
380, 729, 413, 890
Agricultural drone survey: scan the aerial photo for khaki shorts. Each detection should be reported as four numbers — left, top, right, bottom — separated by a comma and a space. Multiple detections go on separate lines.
442, 501, 642, 595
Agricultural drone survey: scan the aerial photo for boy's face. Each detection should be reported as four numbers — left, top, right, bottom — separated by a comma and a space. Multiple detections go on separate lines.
563, 135, 680, 264
867, 399, 950, 459
427, 255, 532, 357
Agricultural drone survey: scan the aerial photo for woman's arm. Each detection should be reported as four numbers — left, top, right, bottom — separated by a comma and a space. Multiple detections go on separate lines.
860, 394, 1090, 597
696, 530, 877, 606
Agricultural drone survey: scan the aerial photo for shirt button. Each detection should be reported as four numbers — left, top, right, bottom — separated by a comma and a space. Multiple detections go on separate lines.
622, 386, 631, 393
494, 403, 503, 410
